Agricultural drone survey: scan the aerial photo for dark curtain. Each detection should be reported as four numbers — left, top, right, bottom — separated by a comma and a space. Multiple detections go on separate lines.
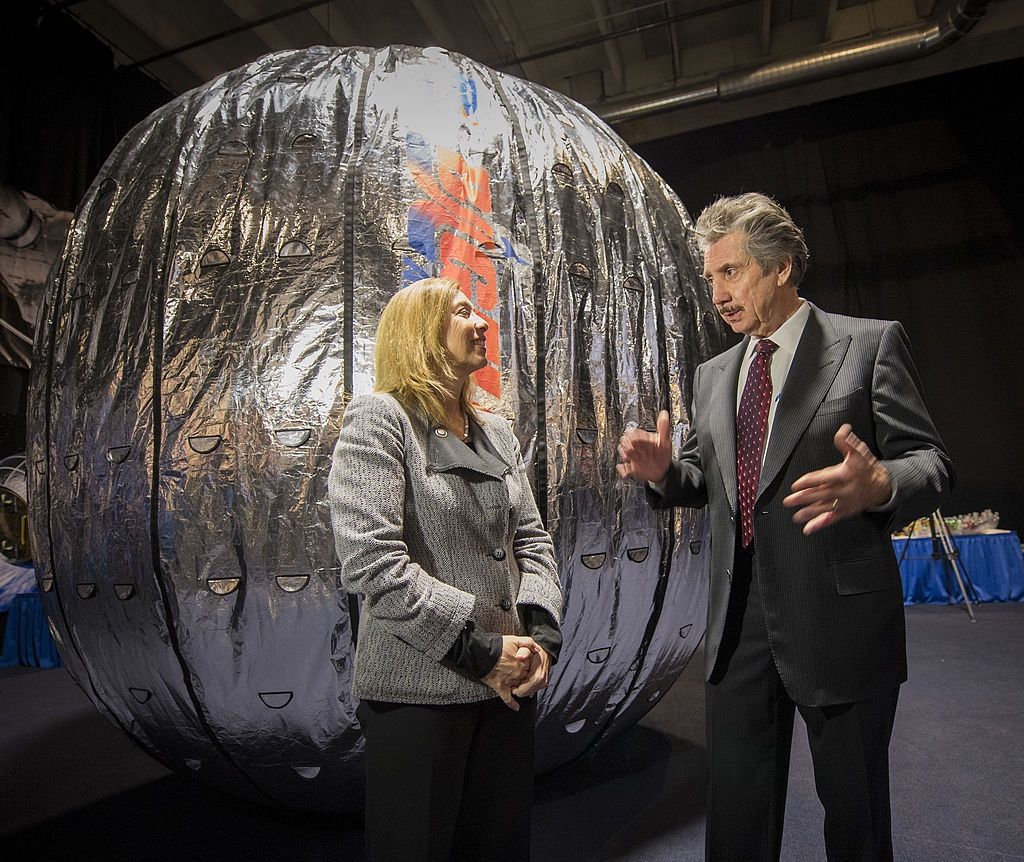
0, 366, 29, 457
0, 2, 173, 459
1, 0, 173, 212
637, 59, 1024, 532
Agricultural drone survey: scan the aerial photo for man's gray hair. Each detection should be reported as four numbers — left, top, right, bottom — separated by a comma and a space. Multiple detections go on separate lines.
694, 192, 810, 287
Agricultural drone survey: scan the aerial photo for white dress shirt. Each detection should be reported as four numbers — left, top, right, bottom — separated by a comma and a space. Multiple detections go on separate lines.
736, 300, 810, 465
649, 300, 810, 494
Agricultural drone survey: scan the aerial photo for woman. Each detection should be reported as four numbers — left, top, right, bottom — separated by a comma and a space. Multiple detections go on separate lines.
328, 277, 563, 861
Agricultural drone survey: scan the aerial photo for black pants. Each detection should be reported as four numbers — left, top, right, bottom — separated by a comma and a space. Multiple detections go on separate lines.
705, 548, 900, 862
357, 696, 537, 862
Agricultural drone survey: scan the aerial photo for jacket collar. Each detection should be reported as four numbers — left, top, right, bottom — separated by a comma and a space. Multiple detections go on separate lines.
706, 341, 746, 516
425, 416, 512, 479
757, 302, 848, 496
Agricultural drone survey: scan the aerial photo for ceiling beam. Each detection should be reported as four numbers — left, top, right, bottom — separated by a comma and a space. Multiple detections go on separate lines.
219, 0, 334, 50
591, 0, 624, 91
123, 0, 333, 68
57, 0, 205, 92
308, 2, 367, 47
817, 0, 839, 42
759, 0, 772, 55
475, 0, 538, 80
665, 0, 682, 80
408, 0, 463, 51
493, 0, 753, 70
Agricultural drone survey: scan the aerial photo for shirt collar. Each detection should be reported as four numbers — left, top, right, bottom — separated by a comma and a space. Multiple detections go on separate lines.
744, 299, 810, 360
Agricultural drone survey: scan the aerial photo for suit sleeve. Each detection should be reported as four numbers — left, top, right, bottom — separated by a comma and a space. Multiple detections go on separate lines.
869, 321, 955, 531
328, 395, 475, 661
647, 363, 710, 510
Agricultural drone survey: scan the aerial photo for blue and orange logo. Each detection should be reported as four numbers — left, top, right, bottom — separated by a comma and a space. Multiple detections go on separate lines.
402, 74, 522, 399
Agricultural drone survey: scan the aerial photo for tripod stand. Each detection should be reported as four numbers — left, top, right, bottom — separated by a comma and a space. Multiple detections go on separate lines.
898, 509, 979, 621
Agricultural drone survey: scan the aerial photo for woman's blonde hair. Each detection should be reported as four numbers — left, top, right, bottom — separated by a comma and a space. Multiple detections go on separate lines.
374, 277, 479, 426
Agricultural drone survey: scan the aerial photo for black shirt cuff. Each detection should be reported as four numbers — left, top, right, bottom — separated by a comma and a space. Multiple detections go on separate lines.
520, 605, 563, 665
441, 620, 502, 679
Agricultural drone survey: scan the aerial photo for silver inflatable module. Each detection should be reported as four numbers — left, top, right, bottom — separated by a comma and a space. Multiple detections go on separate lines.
27, 45, 726, 812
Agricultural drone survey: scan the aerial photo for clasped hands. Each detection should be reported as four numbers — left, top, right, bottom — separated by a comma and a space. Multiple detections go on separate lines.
482, 636, 552, 711
616, 410, 892, 535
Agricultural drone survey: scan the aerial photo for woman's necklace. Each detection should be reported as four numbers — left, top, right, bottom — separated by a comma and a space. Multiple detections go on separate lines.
445, 410, 470, 442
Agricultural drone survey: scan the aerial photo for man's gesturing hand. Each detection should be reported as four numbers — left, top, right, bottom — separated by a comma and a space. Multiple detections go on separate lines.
783, 424, 892, 535
617, 410, 672, 485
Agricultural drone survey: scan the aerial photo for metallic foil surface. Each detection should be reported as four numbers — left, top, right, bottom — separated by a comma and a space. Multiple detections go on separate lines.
27, 45, 727, 811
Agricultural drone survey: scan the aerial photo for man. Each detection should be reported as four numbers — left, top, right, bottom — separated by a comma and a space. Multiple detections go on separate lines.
617, 193, 953, 861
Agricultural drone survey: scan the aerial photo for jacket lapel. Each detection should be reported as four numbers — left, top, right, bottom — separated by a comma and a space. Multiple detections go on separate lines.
757, 304, 849, 497
426, 419, 511, 479
707, 342, 746, 517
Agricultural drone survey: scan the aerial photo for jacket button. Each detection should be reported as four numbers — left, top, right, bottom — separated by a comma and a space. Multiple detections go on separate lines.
500, 598, 512, 612
492, 548, 506, 561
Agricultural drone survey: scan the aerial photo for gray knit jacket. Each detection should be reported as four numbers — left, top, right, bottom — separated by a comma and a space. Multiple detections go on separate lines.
328, 392, 563, 704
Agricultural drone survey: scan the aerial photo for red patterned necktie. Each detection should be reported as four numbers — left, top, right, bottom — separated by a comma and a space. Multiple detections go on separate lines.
736, 338, 779, 547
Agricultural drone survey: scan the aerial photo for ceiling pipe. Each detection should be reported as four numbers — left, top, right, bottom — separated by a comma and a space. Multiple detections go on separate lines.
596, 0, 990, 124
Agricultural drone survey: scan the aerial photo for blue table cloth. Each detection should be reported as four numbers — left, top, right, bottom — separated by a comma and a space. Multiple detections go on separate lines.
1, 558, 36, 612
892, 531, 1024, 605
0, 591, 62, 668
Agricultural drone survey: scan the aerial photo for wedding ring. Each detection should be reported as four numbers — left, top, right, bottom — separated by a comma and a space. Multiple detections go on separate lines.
831, 498, 839, 512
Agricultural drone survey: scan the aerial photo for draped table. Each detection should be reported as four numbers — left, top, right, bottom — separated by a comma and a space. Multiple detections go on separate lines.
892, 530, 1024, 605
2, 533, 1021, 664
0, 591, 61, 668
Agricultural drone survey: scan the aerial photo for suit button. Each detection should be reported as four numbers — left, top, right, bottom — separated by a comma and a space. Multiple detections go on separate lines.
725, 568, 732, 580
500, 598, 512, 612
492, 548, 506, 561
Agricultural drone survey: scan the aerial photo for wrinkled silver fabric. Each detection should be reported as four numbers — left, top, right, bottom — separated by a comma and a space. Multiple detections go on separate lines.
27, 45, 727, 811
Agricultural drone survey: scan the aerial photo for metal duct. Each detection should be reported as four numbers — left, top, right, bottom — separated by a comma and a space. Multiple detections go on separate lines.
0, 184, 42, 249
0, 185, 73, 334
597, 0, 991, 124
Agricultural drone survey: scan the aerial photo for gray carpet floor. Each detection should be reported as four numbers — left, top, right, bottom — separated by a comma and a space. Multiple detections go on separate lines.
1, 603, 1021, 860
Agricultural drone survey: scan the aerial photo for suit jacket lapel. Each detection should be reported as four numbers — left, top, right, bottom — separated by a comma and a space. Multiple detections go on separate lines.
758, 304, 850, 497
707, 342, 746, 516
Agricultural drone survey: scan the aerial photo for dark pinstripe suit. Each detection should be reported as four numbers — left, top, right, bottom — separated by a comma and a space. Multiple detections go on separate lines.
652, 303, 953, 860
